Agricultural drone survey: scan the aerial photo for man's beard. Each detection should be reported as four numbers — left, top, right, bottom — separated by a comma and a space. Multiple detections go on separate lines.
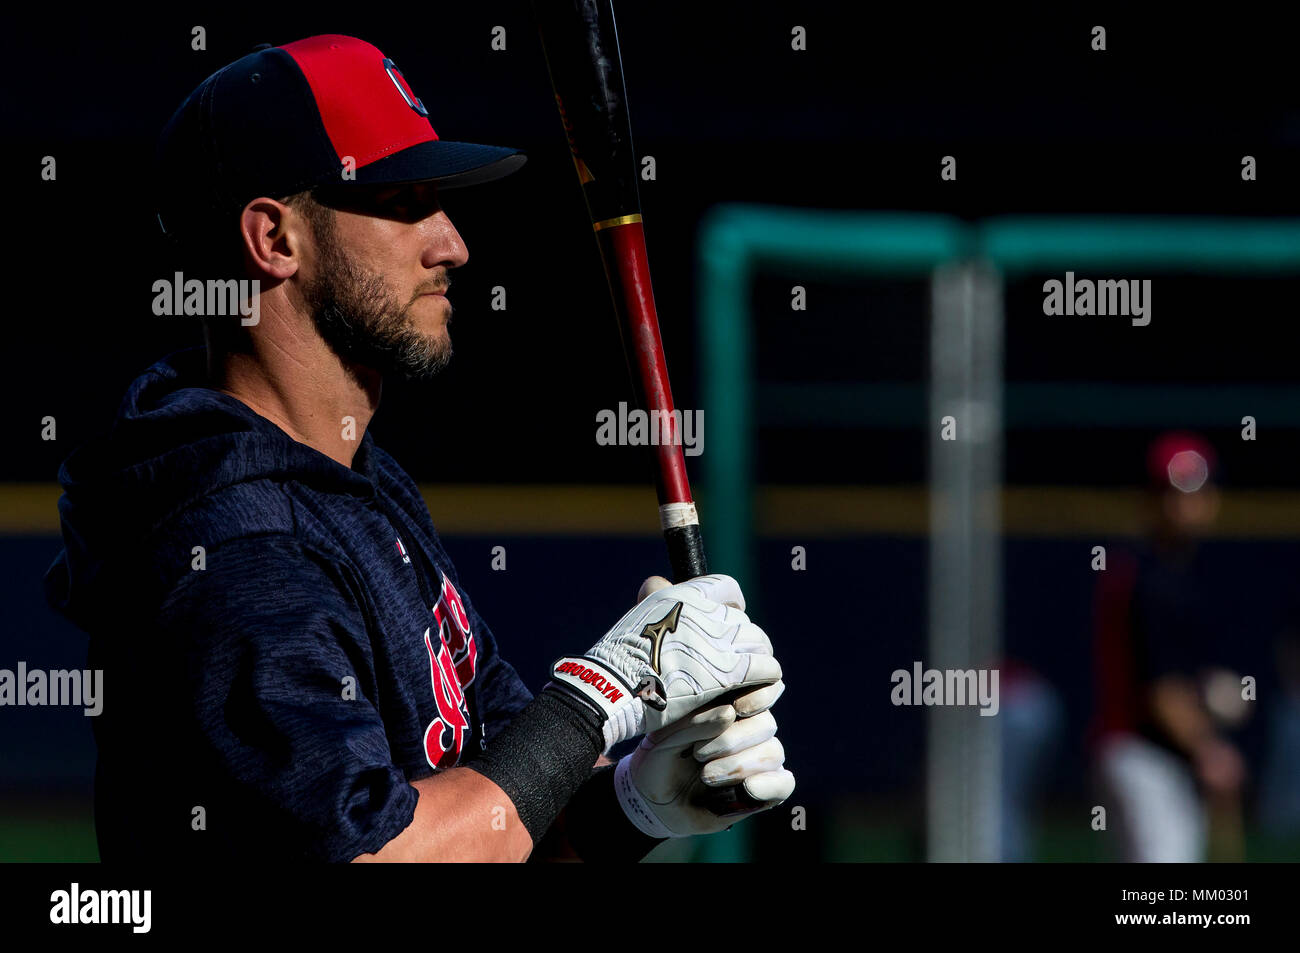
302, 215, 452, 381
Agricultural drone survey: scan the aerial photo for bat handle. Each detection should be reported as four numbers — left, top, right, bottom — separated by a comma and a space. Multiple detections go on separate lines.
664, 522, 708, 583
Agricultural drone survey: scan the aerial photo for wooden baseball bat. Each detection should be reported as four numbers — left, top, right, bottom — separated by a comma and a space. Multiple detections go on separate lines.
532, 0, 708, 584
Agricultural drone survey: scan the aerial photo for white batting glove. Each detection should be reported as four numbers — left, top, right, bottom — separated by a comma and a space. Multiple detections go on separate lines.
549, 574, 782, 751
614, 684, 796, 838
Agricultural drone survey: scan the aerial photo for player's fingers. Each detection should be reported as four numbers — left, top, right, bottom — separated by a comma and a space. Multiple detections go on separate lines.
696, 769, 796, 818
694, 709, 777, 761
646, 703, 736, 747
741, 652, 782, 687
741, 768, 796, 804
636, 575, 672, 603
733, 680, 785, 718
678, 573, 746, 613
733, 619, 774, 655
700, 737, 786, 786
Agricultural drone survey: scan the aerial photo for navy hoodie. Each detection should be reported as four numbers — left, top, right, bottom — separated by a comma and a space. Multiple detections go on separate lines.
44, 348, 533, 862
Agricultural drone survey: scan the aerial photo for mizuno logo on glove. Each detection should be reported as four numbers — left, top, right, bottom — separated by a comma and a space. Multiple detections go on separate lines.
642, 601, 683, 676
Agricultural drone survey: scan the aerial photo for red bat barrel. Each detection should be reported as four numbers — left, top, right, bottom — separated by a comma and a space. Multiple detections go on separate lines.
532, 0, 708, 583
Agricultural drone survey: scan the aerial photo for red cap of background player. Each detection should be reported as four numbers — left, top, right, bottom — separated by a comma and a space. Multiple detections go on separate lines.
156, 35, 526, 244
1147, 431, 1217, 493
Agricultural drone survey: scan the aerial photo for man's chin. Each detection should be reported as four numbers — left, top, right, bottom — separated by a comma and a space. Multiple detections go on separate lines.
389, 341, 453, 381
330, 336, 449, 382
309, 294, 452, 381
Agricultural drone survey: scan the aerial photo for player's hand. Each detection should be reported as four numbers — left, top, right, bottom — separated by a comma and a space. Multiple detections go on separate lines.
635, 574, 787, 720
548, 574, 782, 751
614, 690, 796, 838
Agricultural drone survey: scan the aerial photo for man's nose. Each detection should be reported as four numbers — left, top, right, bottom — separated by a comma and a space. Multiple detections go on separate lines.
423, 211, 469, 269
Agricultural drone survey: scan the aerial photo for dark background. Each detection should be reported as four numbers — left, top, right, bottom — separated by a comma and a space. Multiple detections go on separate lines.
3, 3, 1300, 861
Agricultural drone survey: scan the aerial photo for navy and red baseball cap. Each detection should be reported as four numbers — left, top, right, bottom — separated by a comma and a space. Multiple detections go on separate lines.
156, 35, 526, 244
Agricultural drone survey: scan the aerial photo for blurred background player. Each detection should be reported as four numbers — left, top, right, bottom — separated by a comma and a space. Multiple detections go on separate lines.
1090, 432, 1251, 862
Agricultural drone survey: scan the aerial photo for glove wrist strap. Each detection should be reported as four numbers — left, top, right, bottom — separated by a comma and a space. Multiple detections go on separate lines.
550, 656, 644, 748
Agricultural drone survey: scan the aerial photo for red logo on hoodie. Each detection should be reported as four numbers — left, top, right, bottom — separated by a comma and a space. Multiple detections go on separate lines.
422, 576, 479, 768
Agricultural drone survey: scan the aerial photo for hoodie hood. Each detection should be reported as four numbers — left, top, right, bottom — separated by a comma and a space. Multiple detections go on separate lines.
45, 348, 378, 630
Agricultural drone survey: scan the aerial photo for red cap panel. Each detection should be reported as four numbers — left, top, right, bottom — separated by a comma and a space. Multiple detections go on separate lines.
281, 35, 440, 169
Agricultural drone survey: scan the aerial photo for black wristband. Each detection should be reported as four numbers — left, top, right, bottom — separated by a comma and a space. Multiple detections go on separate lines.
563, 763, 668, 862
463, 686, 604, 843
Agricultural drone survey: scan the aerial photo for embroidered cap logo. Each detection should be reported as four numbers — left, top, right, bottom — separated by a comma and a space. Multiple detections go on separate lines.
382, 58, 428, 117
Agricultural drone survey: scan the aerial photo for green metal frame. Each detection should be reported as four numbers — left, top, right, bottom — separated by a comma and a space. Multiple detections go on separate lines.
981, 217, 1300, 274
698, 210, 1300, 586
697, 207, 969, 593
691, 209, 1300, 863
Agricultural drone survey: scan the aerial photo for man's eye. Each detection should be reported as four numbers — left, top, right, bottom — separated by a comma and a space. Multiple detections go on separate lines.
374, 186, 437, 218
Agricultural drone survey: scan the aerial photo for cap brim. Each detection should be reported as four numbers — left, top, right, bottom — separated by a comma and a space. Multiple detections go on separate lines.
353, 140, 526, 190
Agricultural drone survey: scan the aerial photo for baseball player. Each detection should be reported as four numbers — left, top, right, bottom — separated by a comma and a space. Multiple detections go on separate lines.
43, 35, 793, 862
1091, 432, 1246, 862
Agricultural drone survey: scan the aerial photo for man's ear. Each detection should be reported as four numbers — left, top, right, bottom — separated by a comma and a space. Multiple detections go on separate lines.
239, 197, 301, 281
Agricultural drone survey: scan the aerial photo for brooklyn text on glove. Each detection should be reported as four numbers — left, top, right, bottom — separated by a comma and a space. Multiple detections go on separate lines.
553, 660, 628, 703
